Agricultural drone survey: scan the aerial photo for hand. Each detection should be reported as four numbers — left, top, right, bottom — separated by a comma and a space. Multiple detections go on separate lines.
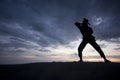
75, 22, 81, 26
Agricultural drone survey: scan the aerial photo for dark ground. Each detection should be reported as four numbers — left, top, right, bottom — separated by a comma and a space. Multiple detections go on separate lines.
0, 62, 120, 80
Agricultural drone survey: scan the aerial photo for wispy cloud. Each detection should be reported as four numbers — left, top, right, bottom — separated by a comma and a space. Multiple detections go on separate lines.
0, 0, 120, 64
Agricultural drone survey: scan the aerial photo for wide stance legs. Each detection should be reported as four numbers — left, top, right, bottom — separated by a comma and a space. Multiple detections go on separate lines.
78, 40, 110, 62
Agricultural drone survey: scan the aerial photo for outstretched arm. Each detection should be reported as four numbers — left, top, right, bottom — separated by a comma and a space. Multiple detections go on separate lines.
75, 22, 82, 29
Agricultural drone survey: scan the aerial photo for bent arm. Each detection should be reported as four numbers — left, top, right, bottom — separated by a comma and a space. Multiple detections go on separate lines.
75, 22, 82, 29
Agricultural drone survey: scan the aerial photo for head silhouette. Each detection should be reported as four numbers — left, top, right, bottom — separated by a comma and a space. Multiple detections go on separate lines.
82, 18, 90, 25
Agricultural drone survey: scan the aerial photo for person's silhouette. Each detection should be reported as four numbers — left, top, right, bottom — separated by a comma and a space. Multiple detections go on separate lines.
75, 18, 110, 62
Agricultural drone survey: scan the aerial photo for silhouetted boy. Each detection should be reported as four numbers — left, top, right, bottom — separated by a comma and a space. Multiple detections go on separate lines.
75, 18, 110, 62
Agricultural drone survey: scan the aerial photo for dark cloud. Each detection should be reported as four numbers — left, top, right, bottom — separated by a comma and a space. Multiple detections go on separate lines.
0, 0, 120, 63
89, 0, 120, 39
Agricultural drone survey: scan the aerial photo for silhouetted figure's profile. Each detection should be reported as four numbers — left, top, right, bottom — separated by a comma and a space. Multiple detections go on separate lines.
75, 18, 110, 62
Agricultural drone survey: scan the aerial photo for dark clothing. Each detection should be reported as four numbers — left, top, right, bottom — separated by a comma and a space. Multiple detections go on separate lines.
78, 38, 105, 58
76, 23, 94, 40
75, 23, 106, 60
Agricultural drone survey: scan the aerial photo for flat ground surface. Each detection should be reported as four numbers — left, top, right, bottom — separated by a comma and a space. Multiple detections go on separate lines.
0, 62, 120, 80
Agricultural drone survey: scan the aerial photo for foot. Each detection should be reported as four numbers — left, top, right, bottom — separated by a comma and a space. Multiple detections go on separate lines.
105, 59, 111, 63
78, 60, 83, 62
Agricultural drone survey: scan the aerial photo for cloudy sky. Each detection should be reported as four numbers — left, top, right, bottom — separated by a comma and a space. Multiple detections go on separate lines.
0, 0, 120, 64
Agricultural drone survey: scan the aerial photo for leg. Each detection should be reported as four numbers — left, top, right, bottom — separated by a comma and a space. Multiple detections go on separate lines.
78, 40, 87, 62
89, 41, 110, 62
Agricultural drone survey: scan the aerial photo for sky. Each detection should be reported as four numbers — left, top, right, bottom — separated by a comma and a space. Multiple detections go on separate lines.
0, 0, 120, 64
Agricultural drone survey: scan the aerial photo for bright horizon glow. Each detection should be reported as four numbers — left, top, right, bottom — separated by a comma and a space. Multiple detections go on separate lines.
0, 39, 120, 64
